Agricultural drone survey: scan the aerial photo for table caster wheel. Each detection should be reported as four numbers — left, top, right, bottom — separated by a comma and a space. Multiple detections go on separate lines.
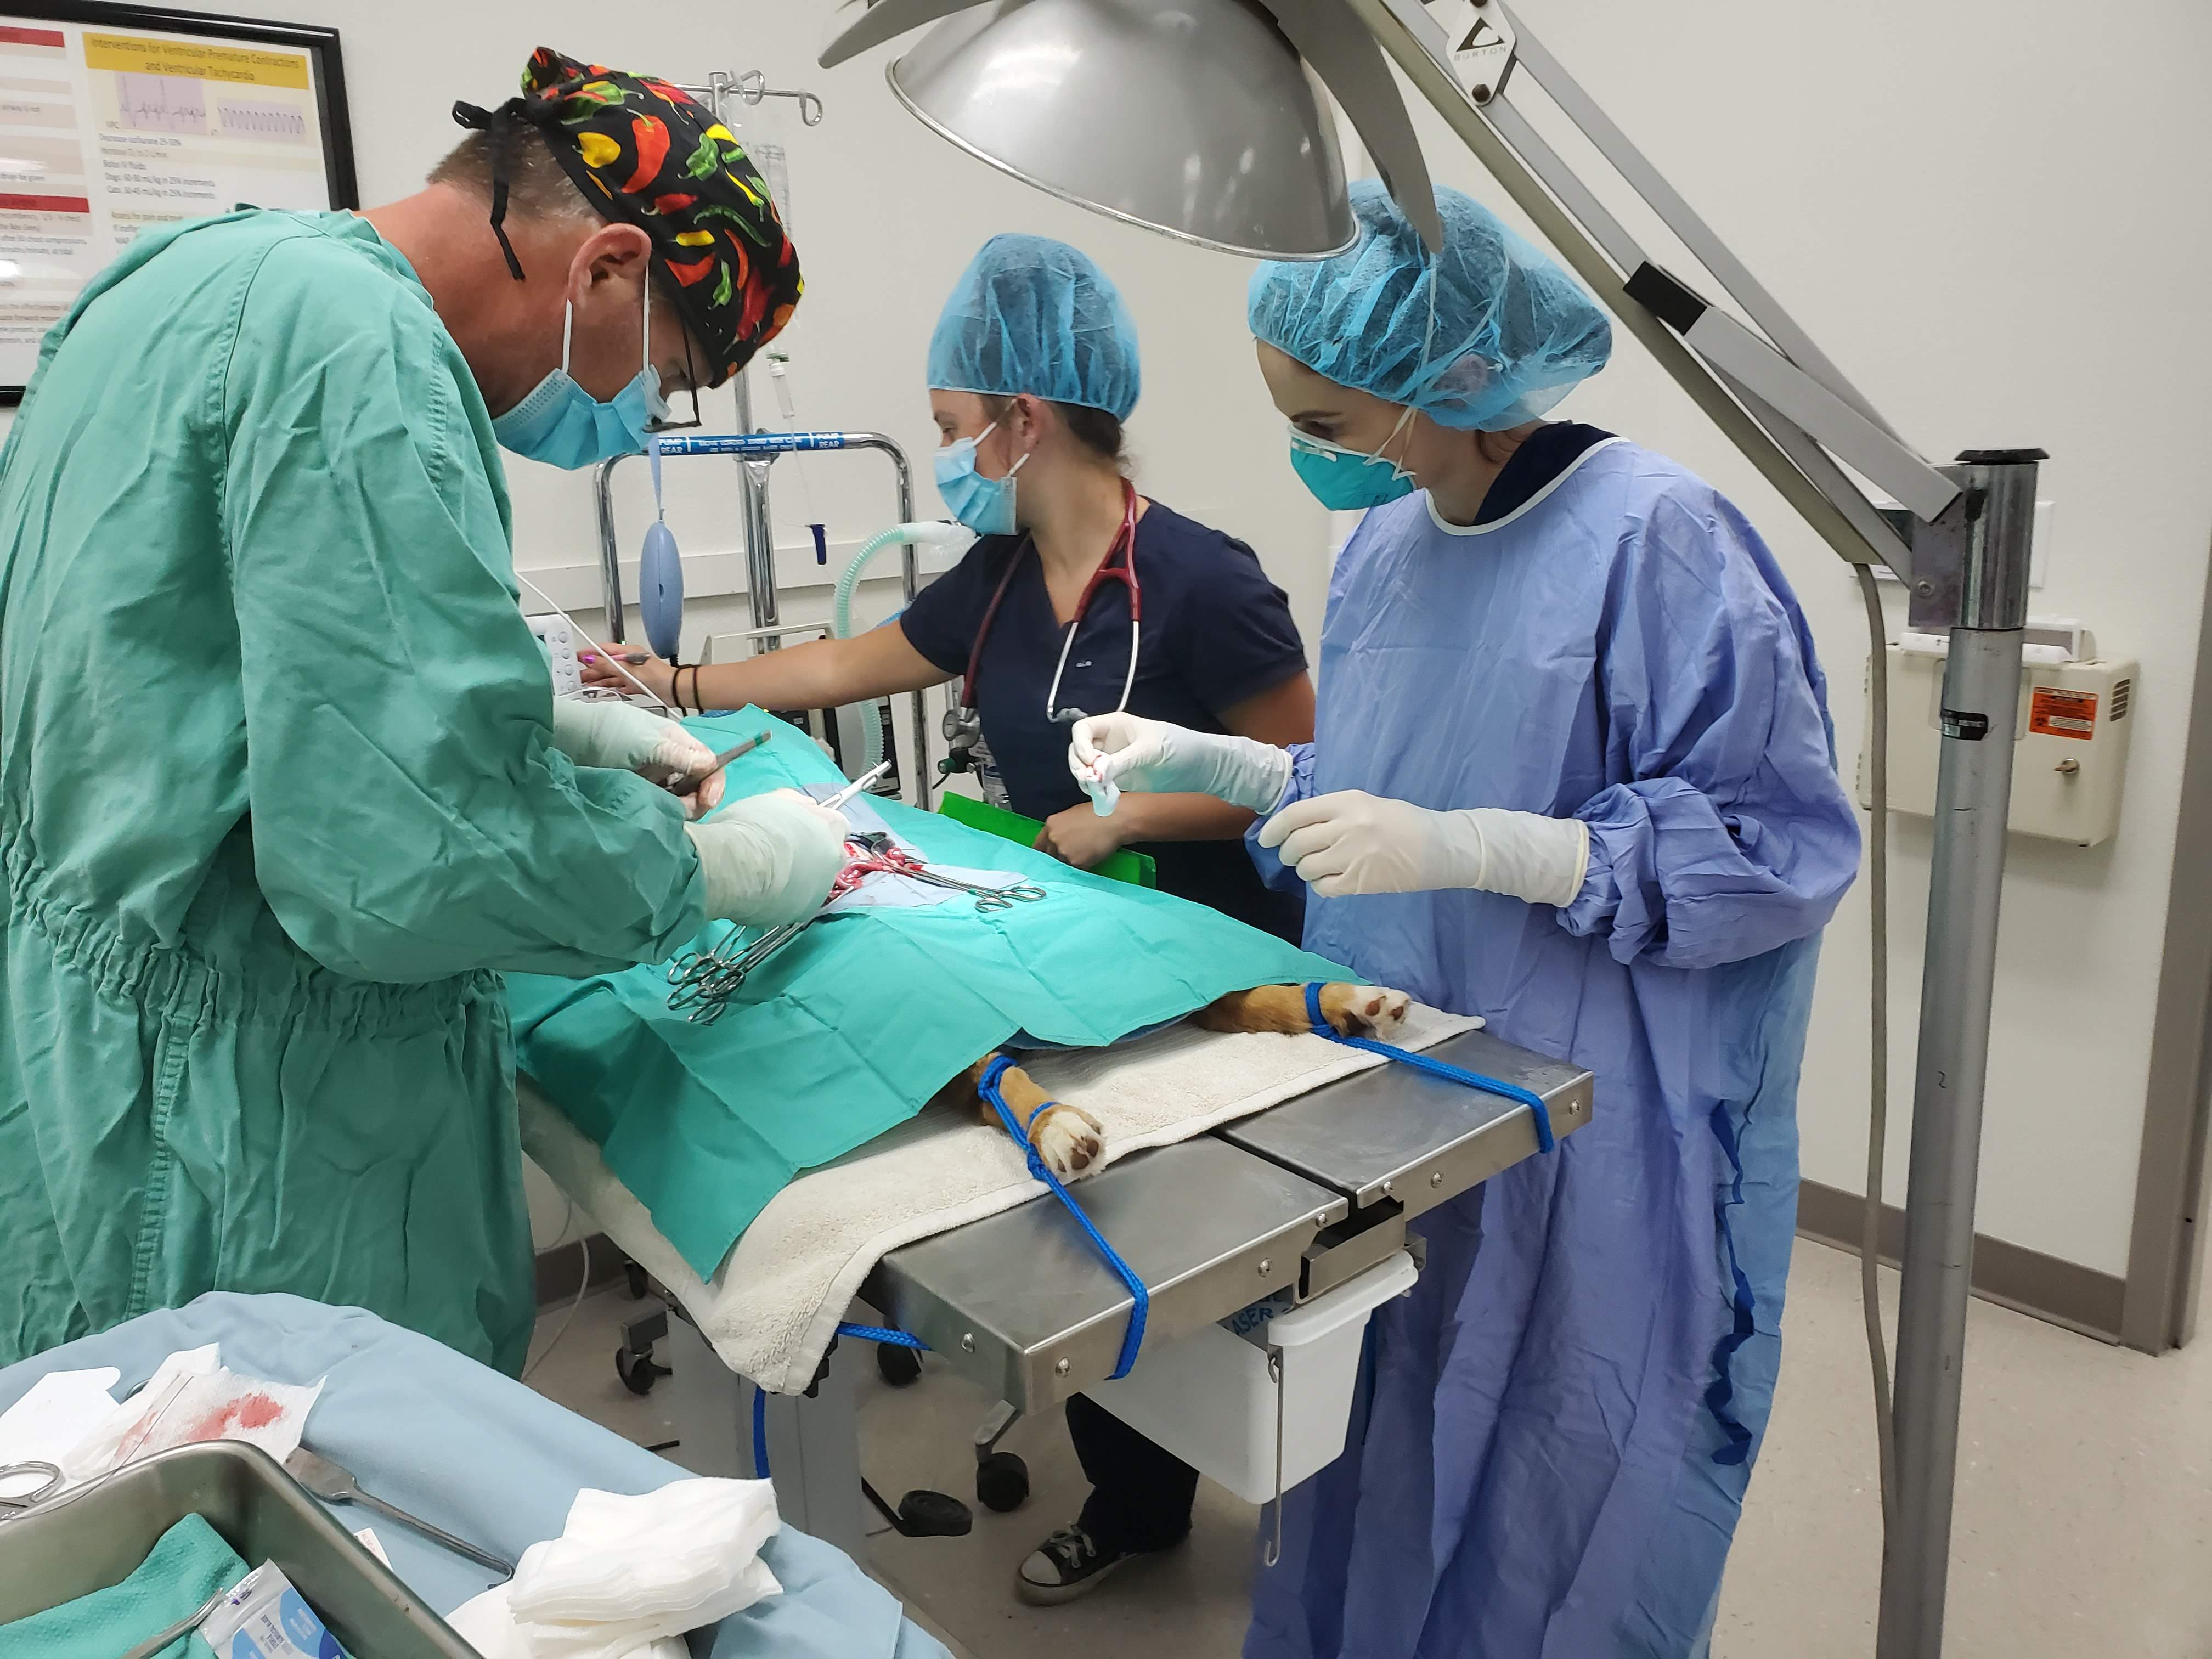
615, 1343, 670, 1396
624, 1261, 650, 1299
976, 1451, 1029, 1513
876, 1343, 922, 1387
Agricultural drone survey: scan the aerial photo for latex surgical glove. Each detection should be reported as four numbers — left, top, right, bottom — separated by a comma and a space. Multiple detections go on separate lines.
1034, 802, 1127, 871
550, 698, 725, 817
685, 789, 848, 926
1068, 712, 1291, 815
1259, 790, 1590, 905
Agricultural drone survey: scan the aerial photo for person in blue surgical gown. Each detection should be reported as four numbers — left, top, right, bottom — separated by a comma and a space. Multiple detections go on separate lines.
1070, 180, 1860, 1657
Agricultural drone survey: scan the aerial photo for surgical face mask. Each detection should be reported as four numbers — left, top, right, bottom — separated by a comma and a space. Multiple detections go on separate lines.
493, 276, 672, 471
934, 419, 1030, 535
1286, 405, 1419, 510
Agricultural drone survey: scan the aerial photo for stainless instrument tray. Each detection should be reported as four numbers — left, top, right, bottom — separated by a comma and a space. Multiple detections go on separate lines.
0, 1441, 474, 1657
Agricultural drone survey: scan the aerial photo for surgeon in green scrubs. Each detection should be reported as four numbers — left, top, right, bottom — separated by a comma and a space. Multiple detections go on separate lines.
0, 49, 848, 1370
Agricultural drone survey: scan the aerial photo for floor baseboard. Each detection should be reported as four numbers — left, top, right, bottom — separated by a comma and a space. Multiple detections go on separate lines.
1796, 1178, 2125, 1344
534, 1232, 627, 1307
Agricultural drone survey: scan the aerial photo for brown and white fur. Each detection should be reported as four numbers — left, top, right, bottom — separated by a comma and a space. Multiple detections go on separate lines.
935, 983, 1412, 1182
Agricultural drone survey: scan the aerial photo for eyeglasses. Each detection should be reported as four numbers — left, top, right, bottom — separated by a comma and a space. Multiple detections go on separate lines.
648, 325, 704, 433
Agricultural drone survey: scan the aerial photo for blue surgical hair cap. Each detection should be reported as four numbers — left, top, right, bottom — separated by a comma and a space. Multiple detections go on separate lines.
1248, 180, 1611, 430
928, 233, 1142, 421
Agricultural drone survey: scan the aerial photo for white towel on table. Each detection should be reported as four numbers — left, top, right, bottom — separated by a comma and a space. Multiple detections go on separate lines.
520, 1003, 1481, 1396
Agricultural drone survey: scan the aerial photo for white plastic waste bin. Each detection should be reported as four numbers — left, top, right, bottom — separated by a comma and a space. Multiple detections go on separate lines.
1081, 1249, 1418, 1504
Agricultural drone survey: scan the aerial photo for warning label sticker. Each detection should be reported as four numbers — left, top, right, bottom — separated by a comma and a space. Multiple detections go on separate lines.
2029, 687, 2098, 740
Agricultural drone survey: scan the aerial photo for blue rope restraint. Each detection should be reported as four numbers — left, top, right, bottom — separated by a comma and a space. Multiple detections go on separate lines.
978, 1054, 1149, 1379
754, 996, 1547, 1480
752, 1326, 932, 1481
1303, 983, 1556, 1154
837, 1322, 928, 1349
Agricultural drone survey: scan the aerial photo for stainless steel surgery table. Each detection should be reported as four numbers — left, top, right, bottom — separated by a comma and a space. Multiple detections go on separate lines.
866, 1025, 1594, 1414
650, 1026, 1594, 1558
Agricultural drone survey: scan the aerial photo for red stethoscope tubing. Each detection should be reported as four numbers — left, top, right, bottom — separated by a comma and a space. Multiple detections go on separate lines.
958, 481, 1141, 721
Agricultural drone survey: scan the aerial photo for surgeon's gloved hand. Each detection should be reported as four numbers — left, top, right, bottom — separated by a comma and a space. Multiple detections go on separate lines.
550, 698, 726, 817
1068, 712, 1292, 815
1259, 791, 1591, 905
685, 790, 849, 926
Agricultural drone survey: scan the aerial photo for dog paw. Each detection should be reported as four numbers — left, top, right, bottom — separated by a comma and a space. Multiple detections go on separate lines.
1031, 1102, 1107, 1182
1324, 984, 1412, 1041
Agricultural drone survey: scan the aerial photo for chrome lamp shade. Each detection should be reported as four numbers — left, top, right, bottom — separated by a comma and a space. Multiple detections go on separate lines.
823, 0, 1398, 259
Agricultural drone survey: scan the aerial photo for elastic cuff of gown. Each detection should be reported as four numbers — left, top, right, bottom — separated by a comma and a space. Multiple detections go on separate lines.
1559, 817, 1594, 909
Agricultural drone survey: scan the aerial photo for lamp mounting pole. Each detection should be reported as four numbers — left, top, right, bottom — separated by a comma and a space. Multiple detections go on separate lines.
1877, 449, 2042, 1652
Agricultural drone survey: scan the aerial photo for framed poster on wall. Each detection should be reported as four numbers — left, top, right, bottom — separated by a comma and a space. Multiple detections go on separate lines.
0, 1, 357, 401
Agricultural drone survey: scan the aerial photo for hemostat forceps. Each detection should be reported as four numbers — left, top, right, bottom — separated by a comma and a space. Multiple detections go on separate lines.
917, 870, 1048, 910
667, 918, 816, 1021
848, 832, 1047, 910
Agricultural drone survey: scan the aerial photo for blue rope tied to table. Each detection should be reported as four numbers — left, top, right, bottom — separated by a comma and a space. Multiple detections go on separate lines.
751, 1324, 932, 1481
1304, 983, 1556, 1154
837, 1322, 928, 1349
755, 1051, 1157, 1478
752, 1382, 769, 1480
979, 1054, 1149, 1379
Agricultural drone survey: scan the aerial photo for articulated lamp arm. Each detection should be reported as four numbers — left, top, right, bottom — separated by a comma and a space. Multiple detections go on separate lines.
1351, 0, 1954, 574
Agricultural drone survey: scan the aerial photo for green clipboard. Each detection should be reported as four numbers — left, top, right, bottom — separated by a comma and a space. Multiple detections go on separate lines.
934, 791, 1158, 888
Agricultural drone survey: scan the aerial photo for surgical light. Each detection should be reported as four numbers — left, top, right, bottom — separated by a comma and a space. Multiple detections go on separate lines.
823, 0, 1448, 258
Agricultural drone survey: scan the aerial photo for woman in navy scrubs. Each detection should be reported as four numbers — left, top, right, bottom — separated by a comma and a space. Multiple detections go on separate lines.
586, 233, 1314, 941
585, 235, 1312, 1598
585, 235, 1312, 1590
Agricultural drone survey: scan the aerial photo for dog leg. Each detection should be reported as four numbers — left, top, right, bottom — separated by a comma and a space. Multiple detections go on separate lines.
960, 1057, 1107, 1182
1193, 983, 1412, 1040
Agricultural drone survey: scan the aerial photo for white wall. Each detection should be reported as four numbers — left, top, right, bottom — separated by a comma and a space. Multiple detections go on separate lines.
15, 0, 2209, 1277
1431, 0, 2212, 1276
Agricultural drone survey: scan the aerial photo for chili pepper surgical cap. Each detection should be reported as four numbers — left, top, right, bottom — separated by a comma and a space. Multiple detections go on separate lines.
928, 233, 1141, 420
1248, 180, 1611, 430
454, 47, 802, 388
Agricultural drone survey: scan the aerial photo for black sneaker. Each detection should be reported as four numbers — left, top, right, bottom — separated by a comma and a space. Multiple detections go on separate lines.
1014, 1524, 1149, 1605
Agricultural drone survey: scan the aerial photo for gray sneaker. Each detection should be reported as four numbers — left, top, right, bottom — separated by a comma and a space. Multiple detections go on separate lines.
1015, 1524, 1146, 1605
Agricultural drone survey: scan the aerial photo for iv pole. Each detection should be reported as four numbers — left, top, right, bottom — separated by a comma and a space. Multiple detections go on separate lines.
818, 0, 2040, 1646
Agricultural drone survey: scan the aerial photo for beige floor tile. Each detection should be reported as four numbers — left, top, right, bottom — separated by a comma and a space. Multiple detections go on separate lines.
529, 1238, 2212, 1658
